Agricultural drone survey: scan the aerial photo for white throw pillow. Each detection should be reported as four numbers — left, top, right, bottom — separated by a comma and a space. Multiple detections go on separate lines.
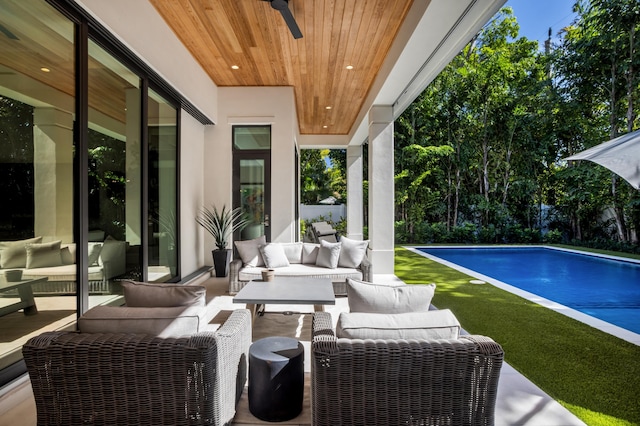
316, 240, 341, 269
234, 235, 266, 267
280, 242, 303, 264
25, 240, 63, 269
347, 278, 436, 313
87, 242, 103, 266
259, 243, 290, 268
0, 236, 43, 268
336, 310, 460, 340
338, 236, 369, 268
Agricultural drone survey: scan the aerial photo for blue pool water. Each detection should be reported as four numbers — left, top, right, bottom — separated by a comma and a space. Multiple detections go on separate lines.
417, 247, 640, 334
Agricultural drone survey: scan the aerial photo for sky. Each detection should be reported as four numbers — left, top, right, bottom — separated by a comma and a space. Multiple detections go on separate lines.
504, 0, 578, 47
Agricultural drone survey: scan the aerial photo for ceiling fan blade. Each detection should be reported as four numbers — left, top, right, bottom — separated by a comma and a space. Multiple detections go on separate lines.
278, 7, 303, 39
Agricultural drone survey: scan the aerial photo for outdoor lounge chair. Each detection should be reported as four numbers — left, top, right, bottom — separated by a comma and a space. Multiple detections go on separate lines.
310, 311, 504, 426
23, 309, 252, 426
308, 221, 339, 243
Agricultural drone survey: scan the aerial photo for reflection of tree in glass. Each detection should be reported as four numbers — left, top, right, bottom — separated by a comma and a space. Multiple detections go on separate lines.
88, 130, 126, 240
0, 96, 34, 240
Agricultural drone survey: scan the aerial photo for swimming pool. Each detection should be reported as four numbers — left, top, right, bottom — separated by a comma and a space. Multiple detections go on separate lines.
415, 246, 640, 335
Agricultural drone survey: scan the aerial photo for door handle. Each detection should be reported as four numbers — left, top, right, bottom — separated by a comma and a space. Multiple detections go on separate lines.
263, 214, 270, 227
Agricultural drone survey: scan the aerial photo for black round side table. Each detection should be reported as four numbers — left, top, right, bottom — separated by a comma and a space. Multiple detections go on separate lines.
248, 336, 304, 422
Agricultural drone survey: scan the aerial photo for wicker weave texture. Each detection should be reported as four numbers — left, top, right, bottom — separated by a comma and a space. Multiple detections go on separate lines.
22, 309, 252, 426
311, 312, 504, 426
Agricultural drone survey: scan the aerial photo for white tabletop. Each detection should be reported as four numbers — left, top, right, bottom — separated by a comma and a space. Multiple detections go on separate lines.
233, 276, 335, 305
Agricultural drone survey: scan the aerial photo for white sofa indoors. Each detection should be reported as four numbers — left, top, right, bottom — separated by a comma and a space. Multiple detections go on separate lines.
0, 236, 126, 294
229, 236, 372, 295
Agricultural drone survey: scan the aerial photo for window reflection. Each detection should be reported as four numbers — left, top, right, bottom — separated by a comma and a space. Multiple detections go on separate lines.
87, 39, 141, 296
0, 1, 76, 372
147, 89, 178, 282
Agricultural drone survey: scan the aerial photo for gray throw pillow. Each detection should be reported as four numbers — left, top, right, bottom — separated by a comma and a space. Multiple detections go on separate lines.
338, 236, 369, 268
316, 240, 341, 269
347, 278, 436, 313
122, 281, 206, 307
259, 243, 290, 268
302, 243, 320, 264
25, 240, 63, 269
234, 235, 266, 267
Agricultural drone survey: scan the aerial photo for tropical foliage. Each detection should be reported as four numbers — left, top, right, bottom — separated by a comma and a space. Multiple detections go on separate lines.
391, 2, 640, 250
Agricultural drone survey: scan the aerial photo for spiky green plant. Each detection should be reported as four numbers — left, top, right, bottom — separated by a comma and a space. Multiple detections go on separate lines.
196, 205, 249, 250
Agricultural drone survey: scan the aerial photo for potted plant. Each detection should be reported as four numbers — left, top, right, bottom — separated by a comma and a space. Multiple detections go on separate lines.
196, 205, 249, 277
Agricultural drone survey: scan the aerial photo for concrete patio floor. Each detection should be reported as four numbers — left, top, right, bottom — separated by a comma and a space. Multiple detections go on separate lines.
0, 274, 587, 426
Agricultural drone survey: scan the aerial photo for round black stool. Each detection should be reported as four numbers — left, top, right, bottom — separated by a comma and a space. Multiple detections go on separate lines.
248, 336, 304, 422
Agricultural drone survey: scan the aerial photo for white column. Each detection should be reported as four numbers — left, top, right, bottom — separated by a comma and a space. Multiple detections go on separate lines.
33, 107, 74, 243
368, 105, 394, 274
346, 144, 364, 240
125, 88, 141, 245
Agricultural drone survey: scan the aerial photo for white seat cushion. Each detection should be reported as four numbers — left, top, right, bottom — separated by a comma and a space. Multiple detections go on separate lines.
239, 264, 363, 282
336, 310, 461, 340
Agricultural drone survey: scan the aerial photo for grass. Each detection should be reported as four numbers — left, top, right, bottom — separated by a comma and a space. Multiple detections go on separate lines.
394, 246, 640, 426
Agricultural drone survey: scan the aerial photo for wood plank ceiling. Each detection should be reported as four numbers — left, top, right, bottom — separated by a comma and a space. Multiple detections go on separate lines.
149, 0, 414, 135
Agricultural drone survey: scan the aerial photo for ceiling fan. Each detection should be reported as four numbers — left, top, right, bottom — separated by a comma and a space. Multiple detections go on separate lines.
263, 0, 303, 39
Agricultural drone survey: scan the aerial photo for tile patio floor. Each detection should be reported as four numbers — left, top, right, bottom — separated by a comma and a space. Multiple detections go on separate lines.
0, 274, 587, 426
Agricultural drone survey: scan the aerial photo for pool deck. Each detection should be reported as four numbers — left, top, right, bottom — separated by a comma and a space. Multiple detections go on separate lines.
407, 245, 640, 346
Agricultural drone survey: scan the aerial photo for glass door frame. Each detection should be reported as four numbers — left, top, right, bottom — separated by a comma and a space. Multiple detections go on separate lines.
233, 151, 271, 242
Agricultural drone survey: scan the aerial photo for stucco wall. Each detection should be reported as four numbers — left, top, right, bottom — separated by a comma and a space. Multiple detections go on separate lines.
207, 86, 298, 246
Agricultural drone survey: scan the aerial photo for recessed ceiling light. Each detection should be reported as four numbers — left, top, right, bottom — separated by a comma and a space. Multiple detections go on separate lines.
323, 125, 328, 128
346, 65, 354, 70
231, 65, 239, 70
325, 106, 332, 110
40, 67, 50, 72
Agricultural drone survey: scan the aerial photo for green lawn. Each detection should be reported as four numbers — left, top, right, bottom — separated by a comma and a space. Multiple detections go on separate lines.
394, 246, 640, 426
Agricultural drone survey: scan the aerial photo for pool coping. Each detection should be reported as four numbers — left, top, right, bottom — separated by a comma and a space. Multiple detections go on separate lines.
405, 245, 640, 346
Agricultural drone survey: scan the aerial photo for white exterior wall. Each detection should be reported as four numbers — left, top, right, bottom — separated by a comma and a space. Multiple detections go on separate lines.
209, 87, 298, 246
180, 113, 206, 273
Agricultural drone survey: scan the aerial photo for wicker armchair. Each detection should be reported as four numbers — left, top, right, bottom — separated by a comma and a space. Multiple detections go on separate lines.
311, 312, 504, 426
23, 309, 252, 426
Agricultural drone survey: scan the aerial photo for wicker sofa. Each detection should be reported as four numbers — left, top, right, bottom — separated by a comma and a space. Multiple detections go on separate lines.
230, 237, 371, 295
23, 308, 252, 426
310, 311, 504, 426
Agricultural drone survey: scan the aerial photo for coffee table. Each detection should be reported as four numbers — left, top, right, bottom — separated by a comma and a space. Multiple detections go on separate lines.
0, 276, 46, 317
232, 276, 335, 320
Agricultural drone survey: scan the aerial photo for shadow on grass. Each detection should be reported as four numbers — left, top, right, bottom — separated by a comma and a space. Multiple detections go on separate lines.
395, 246, 640, 426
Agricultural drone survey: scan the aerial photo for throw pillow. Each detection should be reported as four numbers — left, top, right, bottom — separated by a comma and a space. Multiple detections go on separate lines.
316, 240, 341, 269
122, 281, 206, 307
25, 240, 62, 269
60, 243, 76, 265
347, 278, 436, 313
0, 237, 43, 269
259, 243, 290, 268
280, 242, 303, 264
338, 236, 369, 268
302, 243, 320, 264
335, 310, 461, 340
234, 235, 266, 267
87, 242, 103, 266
